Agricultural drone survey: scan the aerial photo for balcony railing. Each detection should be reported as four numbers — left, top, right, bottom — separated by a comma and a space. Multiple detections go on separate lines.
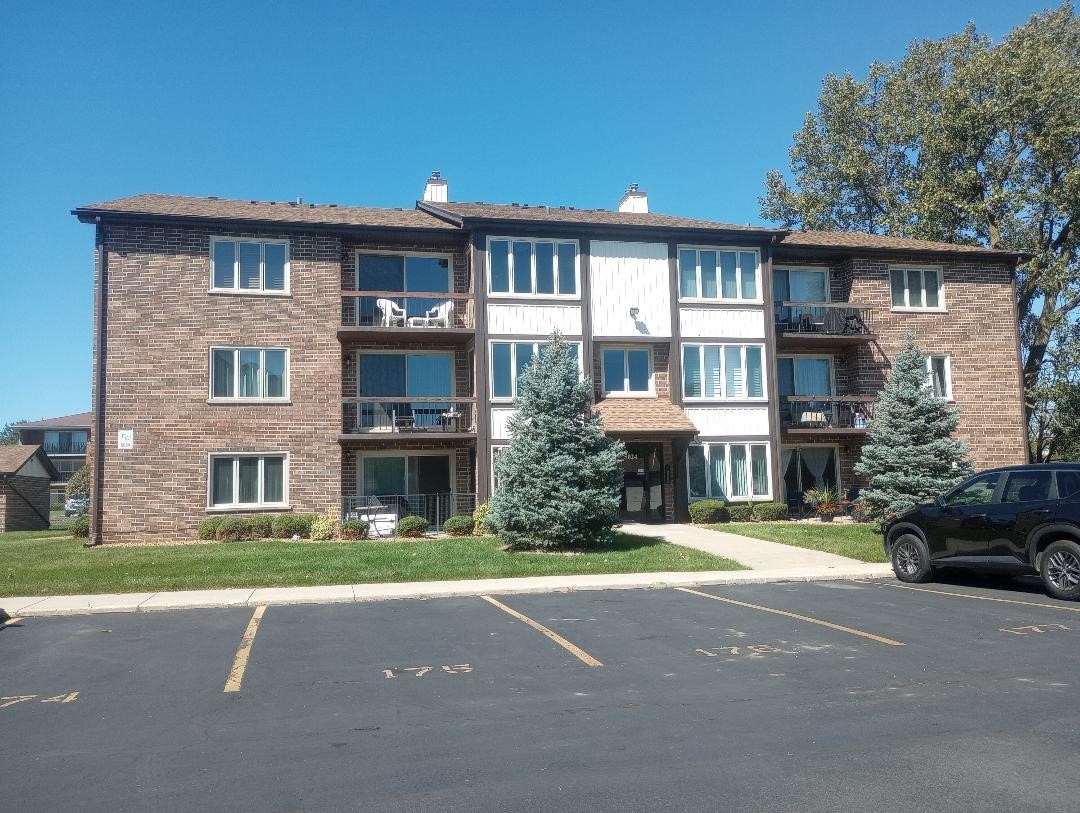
43, 440, 88, 455
774, 302, 873, 337
342, 397, 476, 434
342, 493, 477, 535
782, 395, 877, 431
341, 291, 475, 330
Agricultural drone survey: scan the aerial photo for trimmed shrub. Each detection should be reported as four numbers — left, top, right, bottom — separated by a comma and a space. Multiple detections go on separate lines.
688, 499, 728, 524
727, 503, 755, 522
271, 513, 318, 539
339, 519, 370, 540
65, 464, 90, 502
197, 516, 225, 540
247, 514, 274, 539
70, 514, 89, 538
473, 502, 494, 535
443, 514, 475, 536
753, 502, 790, 521
215, 517, 247, 542
396, 515, 429, 538
310, 512, 335, 541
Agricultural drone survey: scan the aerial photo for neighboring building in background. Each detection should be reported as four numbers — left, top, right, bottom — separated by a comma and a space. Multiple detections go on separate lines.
72, 176, 1028, 543
14, 412, 92, 496
0, 444, 58, 531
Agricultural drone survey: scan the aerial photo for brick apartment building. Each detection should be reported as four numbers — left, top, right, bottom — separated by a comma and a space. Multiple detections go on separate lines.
14, 411, 92, 499
73, 176, 1028, 544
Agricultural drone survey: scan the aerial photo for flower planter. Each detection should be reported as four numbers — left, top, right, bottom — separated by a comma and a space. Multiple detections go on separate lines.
818, 512, 834, 523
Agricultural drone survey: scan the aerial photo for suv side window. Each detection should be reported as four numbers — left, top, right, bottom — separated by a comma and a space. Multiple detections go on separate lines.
944, 473, 1000, 507
1058, 471, 1080, 500
1001, 471, 1053, 503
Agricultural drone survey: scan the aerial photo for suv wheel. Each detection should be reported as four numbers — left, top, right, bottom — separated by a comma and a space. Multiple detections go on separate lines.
1040, 540, 1080, 601
890, 533, 932, 583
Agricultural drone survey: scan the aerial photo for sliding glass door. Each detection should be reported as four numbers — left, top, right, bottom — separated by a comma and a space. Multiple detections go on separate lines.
357, 353, 452, 430
777, 356, 833, 426
781, 446, 838, 512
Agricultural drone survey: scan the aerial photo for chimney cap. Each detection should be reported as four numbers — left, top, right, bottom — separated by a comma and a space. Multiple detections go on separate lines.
428, 169, 443, 181
617, 182, 648, 213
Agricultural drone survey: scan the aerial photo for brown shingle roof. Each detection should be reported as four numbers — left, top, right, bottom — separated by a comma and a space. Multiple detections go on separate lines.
424, 201, 781, 233
779, 230, 1019, 257
74, 194, 459, 231
13, 411, 92, 429
0, 444, 58, 478
594, 399, 698, 435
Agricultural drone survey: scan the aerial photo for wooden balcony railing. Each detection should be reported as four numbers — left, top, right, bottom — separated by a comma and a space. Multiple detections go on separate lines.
781, 395, 876, 432
774, 302, 873, 337
342, 396, 476, 434
341, 291, 475, 330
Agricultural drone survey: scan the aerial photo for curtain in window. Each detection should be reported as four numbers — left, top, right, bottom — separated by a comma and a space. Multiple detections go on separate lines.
781, 448, 797, 502
725, 346, 744, 397
739, 252, 757, 299
683, 346, 702, 397
800, 447, 835, 491
263, 457, 284, 502
700, 251, 717, 298
212, 458, 233, 505
745, 347, 763, 397
795, 358, 832, 395
730, 445, 748, 497
790, 270, 827, 302
237, 458, 259, 503
708, 445, 727, 499
906, 269, 923, 307
364, 457, 406, 495
773, 269, 791, 304
687, 446, 707, 498
890, 270, 906, 306
239, 350, 261, 397
239, 242, 261, 289
924, 271, 940, 307
930, 357, 948, 397
700, 347, 718, 398
720, 251, 738, 298
679, 250, 697, 298
750, 445, 768, 496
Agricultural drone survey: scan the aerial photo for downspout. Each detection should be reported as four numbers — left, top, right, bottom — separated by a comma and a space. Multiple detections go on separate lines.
88, 221, 108, 546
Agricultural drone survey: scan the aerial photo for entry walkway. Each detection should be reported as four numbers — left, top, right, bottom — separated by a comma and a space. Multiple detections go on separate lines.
621, 522, 891, 576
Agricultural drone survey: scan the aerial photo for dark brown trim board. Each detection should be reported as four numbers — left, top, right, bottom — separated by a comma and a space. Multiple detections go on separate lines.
761, 237, 785, 502
666, 240, 684, 408
471, 230, 492, 503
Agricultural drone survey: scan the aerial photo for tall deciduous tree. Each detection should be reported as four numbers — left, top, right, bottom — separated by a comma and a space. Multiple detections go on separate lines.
855, 334, 975, 514
490, 333, 624, 549
761, 3, 1080, 451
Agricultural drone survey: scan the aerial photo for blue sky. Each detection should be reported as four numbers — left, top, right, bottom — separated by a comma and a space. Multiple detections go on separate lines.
0, 0, 1048, 426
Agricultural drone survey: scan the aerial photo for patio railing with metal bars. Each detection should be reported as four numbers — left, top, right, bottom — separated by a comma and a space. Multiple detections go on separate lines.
774, 302, 873, 336
342, 493, 477, 535
782, 395, 877, 430
342, 397, 476, 434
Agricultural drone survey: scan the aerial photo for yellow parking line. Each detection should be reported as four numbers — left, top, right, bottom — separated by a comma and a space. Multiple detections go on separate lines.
224, 605, 267, 692
675, 587, 905, 647
480, 595, 603, 667
884, 582, 1080, 613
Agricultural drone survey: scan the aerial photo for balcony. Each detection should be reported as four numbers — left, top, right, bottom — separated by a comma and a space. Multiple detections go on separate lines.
775, 302, 874, 350
341, 397, 476, 439
342, 492, 477, 534
339, 291, 475, 342
781, 395, 876, 437
43, 439, 88, 455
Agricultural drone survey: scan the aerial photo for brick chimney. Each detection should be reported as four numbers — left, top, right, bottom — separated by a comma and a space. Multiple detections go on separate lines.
617, 183, 648, 213
423, 170, 448, 203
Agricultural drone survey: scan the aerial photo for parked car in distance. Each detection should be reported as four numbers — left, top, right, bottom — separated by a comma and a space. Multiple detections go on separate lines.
64, 498, 88, 517
881, 463, 1080, 600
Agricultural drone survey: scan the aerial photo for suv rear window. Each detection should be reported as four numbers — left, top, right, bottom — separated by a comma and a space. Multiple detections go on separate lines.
1001, 471, 1053, 503
1058, 471, 1080, 500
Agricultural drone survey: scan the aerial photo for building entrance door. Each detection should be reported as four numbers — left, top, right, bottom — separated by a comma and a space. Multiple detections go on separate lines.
620, 443, 665, 522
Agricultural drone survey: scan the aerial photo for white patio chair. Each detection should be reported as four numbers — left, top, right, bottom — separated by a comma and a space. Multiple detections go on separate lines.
376, 298, 406, 327
412, 300, 453, 328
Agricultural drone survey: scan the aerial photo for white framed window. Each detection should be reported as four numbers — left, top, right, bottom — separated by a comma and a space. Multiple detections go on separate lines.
209, 347, 289, 401
926, 354, 952, 399
678, 247, 760, 301
488, 237, 579, 297
208, 453, 288, 509
490, 340, 582, 400
688, 442, 770, 501
211, 238, 289, 294
890, 266, 943, 310
601, 347, 652, 396
682, 344, 766, 400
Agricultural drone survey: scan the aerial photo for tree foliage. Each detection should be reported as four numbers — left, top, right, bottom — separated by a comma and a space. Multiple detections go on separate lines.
490, 333, 625, 549
761, 3, 1080, 446
0, 421, 23, 445
65, 464, 90, 502
855, 334, 975, 514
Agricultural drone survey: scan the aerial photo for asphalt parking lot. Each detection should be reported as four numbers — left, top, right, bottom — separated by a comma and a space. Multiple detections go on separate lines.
3, 575, 1080, 813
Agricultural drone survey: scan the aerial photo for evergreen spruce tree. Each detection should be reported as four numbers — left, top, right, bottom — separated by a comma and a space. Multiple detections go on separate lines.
855, 333, 974, 514
490, 333, 624, 549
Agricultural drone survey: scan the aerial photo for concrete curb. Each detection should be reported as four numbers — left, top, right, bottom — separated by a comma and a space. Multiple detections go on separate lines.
1, 565, 893, 617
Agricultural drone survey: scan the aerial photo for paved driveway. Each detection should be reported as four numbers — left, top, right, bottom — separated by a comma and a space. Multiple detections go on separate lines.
2, 575, 1078, 812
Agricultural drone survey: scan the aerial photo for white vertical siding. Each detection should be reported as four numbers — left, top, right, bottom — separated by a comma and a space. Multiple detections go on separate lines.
490, 408, 516, 440
684, 406, 771, 436
679, 308, 766, 338
486, 304, 582, 336
589, 241, 671, 337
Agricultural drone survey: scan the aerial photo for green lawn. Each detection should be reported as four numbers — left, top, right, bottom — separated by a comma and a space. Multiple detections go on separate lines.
1, 531, 743, 597
710, 521, 887, 563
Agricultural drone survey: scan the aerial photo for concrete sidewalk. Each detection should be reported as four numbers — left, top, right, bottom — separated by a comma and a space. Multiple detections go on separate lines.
621, 521, 890, 573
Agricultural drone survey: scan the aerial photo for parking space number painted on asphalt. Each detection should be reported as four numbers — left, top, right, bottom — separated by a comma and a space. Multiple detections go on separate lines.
1, 692, 79, 709
1000, 623, 1070, 635
383, 664, 473, 678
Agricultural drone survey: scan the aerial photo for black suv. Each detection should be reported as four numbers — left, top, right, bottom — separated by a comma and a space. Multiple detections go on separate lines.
882, 464, 1080, 600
